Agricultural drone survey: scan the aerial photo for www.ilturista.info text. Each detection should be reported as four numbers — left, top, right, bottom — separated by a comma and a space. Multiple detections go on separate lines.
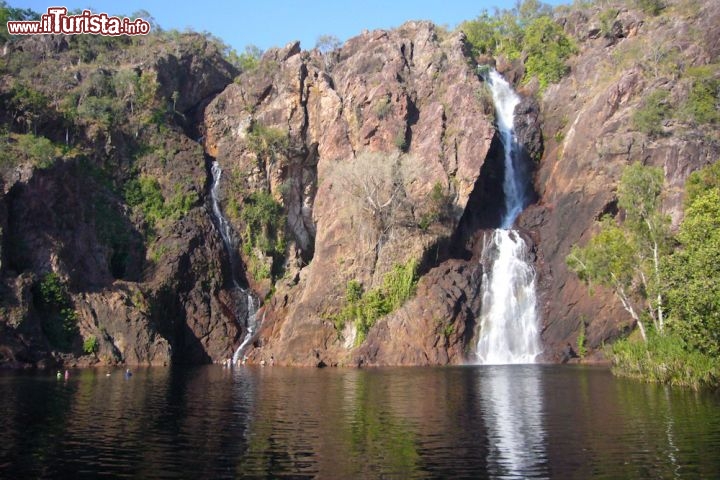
6, 7, 151, 36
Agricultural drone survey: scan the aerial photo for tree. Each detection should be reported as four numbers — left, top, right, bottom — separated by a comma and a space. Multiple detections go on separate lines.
131, 9, 160, 32
568, 217, 648, 339
459, 1, 575, 89
229, 44, 262, 73
617, 162, 669, 333
567, 163, 670, 340
315, 34, 341, 54
522, 16, 577, 89
1, 2, 39, 43
664, 164, 720, 356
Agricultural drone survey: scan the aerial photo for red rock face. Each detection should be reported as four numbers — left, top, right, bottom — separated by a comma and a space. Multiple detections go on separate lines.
203, 22, 501, 366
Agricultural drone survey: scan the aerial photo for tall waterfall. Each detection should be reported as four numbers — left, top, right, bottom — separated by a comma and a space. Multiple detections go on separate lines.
475, 70, 542, 365
209, 161, 259, 364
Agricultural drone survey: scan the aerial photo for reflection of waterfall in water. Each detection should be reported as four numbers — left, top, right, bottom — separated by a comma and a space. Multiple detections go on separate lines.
475, 70, 542, 365
208, 160, 259, 363
481, 366, 547, 478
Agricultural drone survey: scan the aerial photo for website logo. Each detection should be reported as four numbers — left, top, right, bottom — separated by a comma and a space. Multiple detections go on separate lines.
6, 7, 151, 36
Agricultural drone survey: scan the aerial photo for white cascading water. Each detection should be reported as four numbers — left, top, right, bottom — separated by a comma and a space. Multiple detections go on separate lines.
209, 161, 259, 364
475, 70, 542, 365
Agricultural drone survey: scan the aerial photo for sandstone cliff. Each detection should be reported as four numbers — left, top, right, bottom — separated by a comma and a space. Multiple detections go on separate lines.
525, 0, 720, 359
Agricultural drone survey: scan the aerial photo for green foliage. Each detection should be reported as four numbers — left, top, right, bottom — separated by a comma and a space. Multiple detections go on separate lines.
0, 2, 40, 42
611, 333, 719, 390
522, 16, 577, 90
240, 191, 285, 281
684, 160, 720, 206
460, 1, 576, 90
125, 176, 164, 228
461, 13, 501, 56
574, 161, 720, 388
228, 44, 263, 73
568, 163, 669, 339
682, 65, 720, 125
77, 96, 117, 130
567, 217, 634, 287
617, 162, 666, 238
346, 280, 364, 303
577, 320, 587, 358
8, 83, 49, 133
332, 259, 418, 344
15, 133, 59, 168
418, 182, 452, 230
599, 8, 620, 37
34, 273, 78, 351
241, 191, 284, 254
247, 123, 289, 159
83, 335, 99, 354
125, 175, 197, 238
374, 96, 392, 119
664, 165, 720, 357
634, 0, 665, 16
633, 89, 670, 136
37, 273, 69, 309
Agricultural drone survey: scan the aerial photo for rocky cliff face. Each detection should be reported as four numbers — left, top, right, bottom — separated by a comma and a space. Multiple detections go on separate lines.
0, 32, 242, 367
1, 0, 718, 368
524, 0, 720, 359
203, 22, 500, 366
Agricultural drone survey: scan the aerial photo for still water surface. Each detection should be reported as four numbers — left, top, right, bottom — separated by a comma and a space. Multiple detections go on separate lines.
1, 365, 719, 479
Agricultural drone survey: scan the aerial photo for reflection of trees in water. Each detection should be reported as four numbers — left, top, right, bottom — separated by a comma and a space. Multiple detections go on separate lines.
612, 379, 720, 478
236, 368, 426, 478
543, 367, 720, 479
344, 370, 421, 477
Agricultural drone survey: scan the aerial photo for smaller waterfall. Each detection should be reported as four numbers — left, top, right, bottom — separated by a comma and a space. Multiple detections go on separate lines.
232, 293, 257, 365
211, 161, 240, 284
209, 160, 259, 364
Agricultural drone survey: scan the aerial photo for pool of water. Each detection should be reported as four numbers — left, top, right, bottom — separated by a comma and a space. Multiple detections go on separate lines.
1, 365, 719, 479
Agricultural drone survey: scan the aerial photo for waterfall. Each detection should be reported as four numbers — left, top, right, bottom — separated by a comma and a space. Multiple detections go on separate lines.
475, 70, 542, 365
209, 160, 259, 364
232, 292, 257, 365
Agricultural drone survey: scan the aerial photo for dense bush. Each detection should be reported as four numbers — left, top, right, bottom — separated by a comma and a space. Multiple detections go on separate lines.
247, 123, 289, 159
83, 335, 99, 354
34, 273, 79, 351
571, 160, 720, 389
15, 133, 59, 168
332, 259, 418, 345
240, 191, 285, 281
632, 89, 670, 136
125, 175, 197, 238
634, 0, 665, 16
664, 163, 720, 357
683, 65, 720, 125
611, 333, 719, 390
460, 1, 576, 90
